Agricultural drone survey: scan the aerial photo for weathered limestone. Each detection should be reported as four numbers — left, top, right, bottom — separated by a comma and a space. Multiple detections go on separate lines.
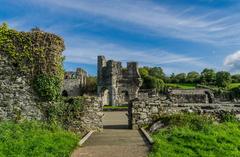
97, 56, 142, 106
0, 54, 42, 120
168, 89, 214, 103
130, 96, 240, 129
62, 68, 87, 96
71, 96, 103, 134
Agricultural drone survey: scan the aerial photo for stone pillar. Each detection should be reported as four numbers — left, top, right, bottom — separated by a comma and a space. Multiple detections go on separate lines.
97, 56, 106, 95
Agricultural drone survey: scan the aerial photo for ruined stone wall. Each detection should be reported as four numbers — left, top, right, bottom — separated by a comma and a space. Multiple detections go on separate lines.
78, 96, 103, 133
0, 25, 103, 135
41, 96, 103, 134
0, 54, 42, 120
168, 89, 214, 103
170, 94, 208, 103
130, 96, 240, 129
63, 68, 87, 96
62, 79, 81, 96
97, 56, 142, 106
0, 25, 65, 121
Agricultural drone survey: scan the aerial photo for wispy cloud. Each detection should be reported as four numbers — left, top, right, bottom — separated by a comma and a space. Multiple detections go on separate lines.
2, 0, 238, 74
224, 50, 240, 72
23, 0, 240, 45
63, 35, 209, 71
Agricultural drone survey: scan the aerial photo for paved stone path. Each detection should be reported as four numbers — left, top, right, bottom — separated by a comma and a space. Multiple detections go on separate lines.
71, 111, 149, 157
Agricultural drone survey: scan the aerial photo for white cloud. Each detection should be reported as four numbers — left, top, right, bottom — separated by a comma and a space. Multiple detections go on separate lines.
224, 51, 240, 72
23, 0, 240, 45
63, 35, 209, 70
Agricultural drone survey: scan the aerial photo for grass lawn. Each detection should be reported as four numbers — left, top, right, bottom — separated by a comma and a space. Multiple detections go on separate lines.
103, 105, 128, 109
228, 83, 240, 90
166, 83, 197, 89
0, 121, 79, 157
149, 114, 240, 157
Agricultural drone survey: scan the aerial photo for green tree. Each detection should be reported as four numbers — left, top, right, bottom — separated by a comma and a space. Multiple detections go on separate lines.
148, 67, 165, 80
141, 76, 164, 91
175, 73, 186, 83
163, 76, 171, 83
83, 76, 97, 94
139, 67, 149, 78
186, 71, 200, 83
216, 71, 232, 87
200, 68, 216, 85
170, 73, 176, 83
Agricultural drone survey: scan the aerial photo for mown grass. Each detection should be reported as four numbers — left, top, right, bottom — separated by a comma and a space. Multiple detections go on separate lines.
149, 114, 240, 157
228, 83, 240, 90
166, 83, 197, 89
167, 83, 240, 91
103, 105, 128, 109
0, 121, 79, 157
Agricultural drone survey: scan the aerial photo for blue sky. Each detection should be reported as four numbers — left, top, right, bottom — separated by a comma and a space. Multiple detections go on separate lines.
1, 0, 240, 76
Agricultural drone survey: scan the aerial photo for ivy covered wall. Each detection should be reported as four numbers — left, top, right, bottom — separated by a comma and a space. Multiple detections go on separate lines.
0, 23, 65, 120
0, 23, 65, 100
0, 24, 103, 133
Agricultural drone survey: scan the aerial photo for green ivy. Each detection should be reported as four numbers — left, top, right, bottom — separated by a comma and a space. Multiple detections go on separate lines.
43, 97, 84, 131
33, 74, 61, 101
0, 23, 65, 101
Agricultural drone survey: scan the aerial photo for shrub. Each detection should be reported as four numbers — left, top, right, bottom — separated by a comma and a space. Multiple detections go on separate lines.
219, 112, 238, 123
33, 74, 61, 101
156, 113, 213, 131
43, 97, 84, 131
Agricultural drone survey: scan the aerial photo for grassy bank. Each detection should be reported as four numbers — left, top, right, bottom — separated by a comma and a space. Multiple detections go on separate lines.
228, 83, 240, 90
166, 83, 240, 90
166, 83, 196, 89
149, 114, 240, 157
0, 121, 79, 157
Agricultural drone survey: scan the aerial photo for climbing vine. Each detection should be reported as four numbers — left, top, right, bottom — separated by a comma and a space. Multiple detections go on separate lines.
33, 74, 61, 101
0, 23, 65, 101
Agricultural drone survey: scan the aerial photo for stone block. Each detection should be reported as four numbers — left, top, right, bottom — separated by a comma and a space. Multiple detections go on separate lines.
151, 106, 158, 114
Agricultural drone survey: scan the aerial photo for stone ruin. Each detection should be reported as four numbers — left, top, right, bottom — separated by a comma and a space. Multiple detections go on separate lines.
97, 56, 142, 106
168, 89, 214, 104
62, 68, 87, 96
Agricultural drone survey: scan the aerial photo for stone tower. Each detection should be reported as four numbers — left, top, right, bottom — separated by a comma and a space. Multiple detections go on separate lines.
97, 56, 142, 106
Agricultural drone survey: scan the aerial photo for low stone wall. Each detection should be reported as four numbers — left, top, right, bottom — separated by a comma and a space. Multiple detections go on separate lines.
170, 94, 208, 103
130, 96, 240, 129
41, 96, 103, 134
78, 96, 103, 133
168, 89, 214, 103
